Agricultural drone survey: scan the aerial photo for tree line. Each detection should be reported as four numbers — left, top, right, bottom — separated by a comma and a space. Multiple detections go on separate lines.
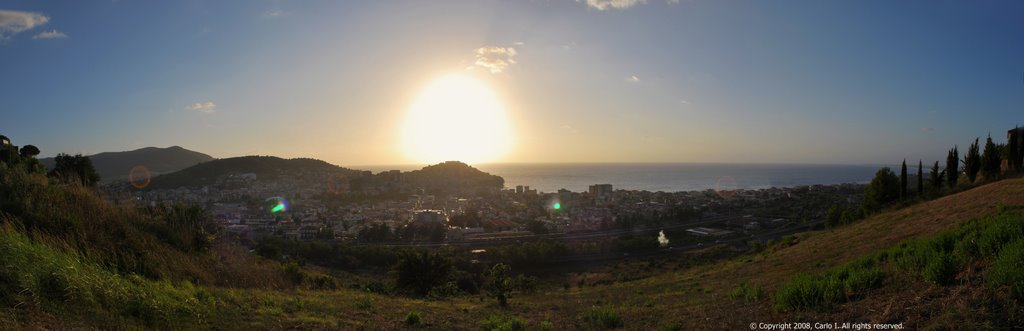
838, 128, 1024, 228
0, 134, 102, 187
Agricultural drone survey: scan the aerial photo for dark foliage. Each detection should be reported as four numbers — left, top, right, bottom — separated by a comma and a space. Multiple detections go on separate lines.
48, 153, 101, 187
864, 167, 899, 212
946, 146, 959, 188
393, 250, 453, 296
964, 138, 981, 183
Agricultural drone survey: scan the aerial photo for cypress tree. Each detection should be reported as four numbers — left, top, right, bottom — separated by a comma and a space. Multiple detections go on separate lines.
980, 134, 1000, 180
917, 160, 923, 196
964, 138, 981, 183
930, 161, 942, 192
1010, 127, 1020, 171
946, 146, 959, 188
900, 159, 908, 201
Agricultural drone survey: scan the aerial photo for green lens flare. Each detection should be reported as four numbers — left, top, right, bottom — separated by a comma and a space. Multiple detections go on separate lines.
553, 202, 561, 210
272, 204, 285, 213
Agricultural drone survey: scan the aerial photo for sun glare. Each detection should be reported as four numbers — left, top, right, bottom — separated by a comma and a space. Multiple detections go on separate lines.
402, 74, 512, 164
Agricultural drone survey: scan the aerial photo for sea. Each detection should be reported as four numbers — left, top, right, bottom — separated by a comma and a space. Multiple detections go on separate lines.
357, 163, 886, 193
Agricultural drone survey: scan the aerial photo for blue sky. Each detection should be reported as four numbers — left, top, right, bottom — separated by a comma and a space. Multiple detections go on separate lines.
1, 0, 1022, 166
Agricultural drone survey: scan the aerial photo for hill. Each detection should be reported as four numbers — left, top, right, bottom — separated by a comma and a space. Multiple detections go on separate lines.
40, 146, 213, 183
144, 155, 364, 190
401, 161, 504, 194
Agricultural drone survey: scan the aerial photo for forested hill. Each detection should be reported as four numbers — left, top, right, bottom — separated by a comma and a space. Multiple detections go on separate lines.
400, 161, 504, 194
40, 146, 213, 182
145, 155, 364, 190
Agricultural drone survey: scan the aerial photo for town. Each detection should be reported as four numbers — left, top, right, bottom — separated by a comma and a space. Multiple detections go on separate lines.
102, 161, 866, 252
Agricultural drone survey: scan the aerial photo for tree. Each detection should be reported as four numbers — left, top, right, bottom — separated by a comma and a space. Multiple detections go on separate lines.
1018, 127, 1024, 170
18, 145, 39, 158
525, 219, 549, 235
899, 160, 908, 201
394, 251, 452, 296
917, 160, 923, 196
864, 167, 899, 212
48, 153, 101, 187
963, 138, 981, 183
1009, 127, 1021, 171
483, 263, 536, 307
357, 222, 392, 243
485, 263, 514, 306
929, 161, 942, 192
980, 134, 1001, 180
946, 146, 959, 188
825, 204, 843, 229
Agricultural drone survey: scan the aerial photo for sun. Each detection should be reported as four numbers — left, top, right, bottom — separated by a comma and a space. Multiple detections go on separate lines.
401, 74, 513, 164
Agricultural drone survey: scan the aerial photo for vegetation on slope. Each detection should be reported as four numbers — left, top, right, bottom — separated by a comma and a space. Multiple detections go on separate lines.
145, 155, 362, 189
40, 146, 214, 182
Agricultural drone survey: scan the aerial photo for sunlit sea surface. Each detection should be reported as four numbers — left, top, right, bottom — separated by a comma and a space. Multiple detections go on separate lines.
357, 163, 886, 193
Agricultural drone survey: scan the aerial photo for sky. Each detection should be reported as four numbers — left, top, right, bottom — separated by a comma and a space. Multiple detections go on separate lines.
1, 0, 1022, 167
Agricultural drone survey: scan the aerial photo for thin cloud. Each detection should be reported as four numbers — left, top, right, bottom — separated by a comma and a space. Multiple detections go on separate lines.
921, 127, 935, 132
0, 10, 49, 41
264, 9, 285, 18
582, 0, 647, 10
185, 101, 217, 113
627, 75, 640, 82
561, 124, 579, 134
32, 29, 66, 39
679, 99, 690, 104
472, 46, 517, 74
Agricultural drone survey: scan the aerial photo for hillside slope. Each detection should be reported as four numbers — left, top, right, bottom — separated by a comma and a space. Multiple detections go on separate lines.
40, 146, 214, 182
3, 158, 1022, 329
145, 156, 364, 190
513, 177, 1024, 329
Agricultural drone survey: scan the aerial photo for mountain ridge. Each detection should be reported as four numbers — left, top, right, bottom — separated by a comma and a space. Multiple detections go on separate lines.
39, 146, 214, 182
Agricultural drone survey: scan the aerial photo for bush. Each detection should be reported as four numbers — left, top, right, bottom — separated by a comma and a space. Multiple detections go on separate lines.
583, 305, 623, 329
774, 257, 885, 311
773, 273, 844, 311
480, 314, 528, 331
394, 251, 452, 296
988, 239, 1024, 300
428, 281, 464, 299
405, 310, 422, 326
728, 283, 763, 302
922, 252, 958, 285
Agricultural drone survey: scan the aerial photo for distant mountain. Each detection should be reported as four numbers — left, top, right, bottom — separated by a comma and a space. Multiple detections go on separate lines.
145, 156, 365, 190
40, 146, 214, 182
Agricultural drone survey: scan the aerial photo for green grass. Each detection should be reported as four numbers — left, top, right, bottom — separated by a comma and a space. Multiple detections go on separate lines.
0, 224, 222, 329
728, 283, 764, 302
775, 206, 1024, 311
480, 314, 528, 331
405, 310, 422, 326
582, 305, 624, 329
987, 238, 1024, 300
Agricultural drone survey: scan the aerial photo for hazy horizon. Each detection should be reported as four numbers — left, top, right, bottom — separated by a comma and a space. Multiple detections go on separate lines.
2, 1, 1022, 166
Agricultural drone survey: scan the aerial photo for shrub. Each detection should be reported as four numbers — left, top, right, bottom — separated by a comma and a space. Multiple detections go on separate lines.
480, 314, 527, 331
660, 321, 684, 331
988, 239, 1024, 300
728, 283, 764, 302
428, 281, 464, 299
405, 310, 422, 326
394, 251, 452, 296
583, 305, 623, 329
922, 252, 957, 285
773, 273, 844, 311
774, 258, 884, 311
